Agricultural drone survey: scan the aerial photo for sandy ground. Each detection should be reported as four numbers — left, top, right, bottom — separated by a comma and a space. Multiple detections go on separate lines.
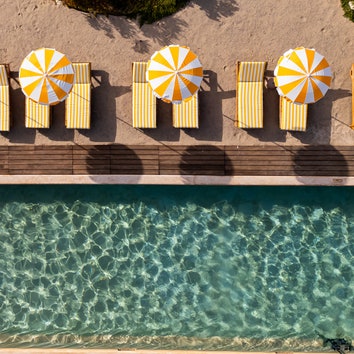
0, 0, 353, 146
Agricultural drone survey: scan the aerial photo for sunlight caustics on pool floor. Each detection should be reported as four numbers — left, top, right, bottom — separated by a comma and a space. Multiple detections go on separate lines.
0, 185, 352, 350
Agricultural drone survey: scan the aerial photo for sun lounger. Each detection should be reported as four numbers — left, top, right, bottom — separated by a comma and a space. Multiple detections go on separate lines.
235, 61, 267, 128
172, 93, 199, 128
279, 96, 308, 131
65, 62, 91, 129
132, 62, 156, 128
0, 64, 10, 131
25, 98, 51, 128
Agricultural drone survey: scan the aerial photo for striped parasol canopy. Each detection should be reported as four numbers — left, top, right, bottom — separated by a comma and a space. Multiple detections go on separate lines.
146, 45, 203, 104
19, 48, 74, 105
274, 47, 332, 104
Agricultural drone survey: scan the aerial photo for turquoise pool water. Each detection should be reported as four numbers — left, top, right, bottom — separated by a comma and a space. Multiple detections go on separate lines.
0, 185, 353, 350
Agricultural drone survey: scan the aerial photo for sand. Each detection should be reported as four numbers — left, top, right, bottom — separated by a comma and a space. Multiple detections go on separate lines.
0, 0, 353, 146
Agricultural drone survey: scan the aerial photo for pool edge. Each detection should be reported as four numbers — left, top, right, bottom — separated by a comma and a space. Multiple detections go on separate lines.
0, 175, 352, 185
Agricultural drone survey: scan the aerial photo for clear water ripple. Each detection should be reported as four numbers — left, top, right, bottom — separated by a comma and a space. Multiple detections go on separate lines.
0, 185, 352, 350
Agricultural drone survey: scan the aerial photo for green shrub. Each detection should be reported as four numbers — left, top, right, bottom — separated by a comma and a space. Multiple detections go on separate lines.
61, 0, 190, 24
341, 0, 354, 21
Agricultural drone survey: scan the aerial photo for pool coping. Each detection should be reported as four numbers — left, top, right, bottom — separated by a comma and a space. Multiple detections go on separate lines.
0, 174, 353, 185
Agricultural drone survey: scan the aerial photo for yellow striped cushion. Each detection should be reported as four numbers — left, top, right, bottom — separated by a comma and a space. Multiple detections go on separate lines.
0, 65, 9, 131
173, 93, 198, 128
25, 98, 50, 128
132, 62, 156, 128
133, 61, 148, 83
65, 63, 91, 129
279, 97, 308, 131
238, 62, 266, 82
236, 62, 266, 128
73, 63, 91, 84
237, 82, 264, 128
0, 65, 8, 86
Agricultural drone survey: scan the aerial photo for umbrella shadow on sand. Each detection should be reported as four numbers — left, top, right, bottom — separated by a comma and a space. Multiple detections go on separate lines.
3, 76, 35, 144
292, 88, 352, 145
235, 69, 287, 143
144, 70, 234, 142
5, 73, 55, 144
78, 70, 130, 142
35, 70, 128, 143
5, 70, 128, 144
247, 70, 351, 145
188, 70, 234, 142
143, 100, 181, 142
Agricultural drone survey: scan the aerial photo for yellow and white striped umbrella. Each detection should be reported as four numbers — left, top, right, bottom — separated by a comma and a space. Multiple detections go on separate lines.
146, 45, 203, 104
19, 48, 74, 105
274, 47, 332, 104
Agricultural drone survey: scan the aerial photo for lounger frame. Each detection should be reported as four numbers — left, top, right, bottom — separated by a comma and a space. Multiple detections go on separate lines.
279, 96, 308, 131
0, 64, 10, 131
25, 97, 51, 128
132, 62, 156, 129
65, 62, 91, 129
235, 61, 267, 129
172, 93, 199, 128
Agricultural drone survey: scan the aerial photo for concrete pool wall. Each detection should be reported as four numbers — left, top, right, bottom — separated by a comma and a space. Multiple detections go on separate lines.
0, 175, 353, 186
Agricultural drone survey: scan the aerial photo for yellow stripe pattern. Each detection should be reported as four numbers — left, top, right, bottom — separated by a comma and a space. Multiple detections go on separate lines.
236, 61, 267, 128
172, 93, 198, 128
25, 97, 50, 128
279, 96, 308, 131
65, 63, 91, 129
0, 65, 10, 131
146, 45, 203, 104
19, 48, 74, 105
274, 47, 331, 104
132, 62, 156, 128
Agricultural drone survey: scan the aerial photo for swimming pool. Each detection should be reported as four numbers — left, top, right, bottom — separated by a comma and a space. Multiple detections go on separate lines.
0, 185, 352, 350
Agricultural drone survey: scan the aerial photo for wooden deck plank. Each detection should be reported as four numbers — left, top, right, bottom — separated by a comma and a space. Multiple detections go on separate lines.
227, 155, 354, 162
9, 164, 72, 170
111, 150, 159, 156
110, 155, 158, 161
111, 169, 159, 174
9, 145, 72, 151
2, 144, 354, 177
160, 151, 224, 157
161, 169, 225, 176
73, 169, 110, 175
0, 146, 8, 174
9, 170, 73, 175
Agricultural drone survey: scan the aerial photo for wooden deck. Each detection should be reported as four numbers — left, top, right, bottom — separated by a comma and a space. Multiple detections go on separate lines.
0, 144, 352, 177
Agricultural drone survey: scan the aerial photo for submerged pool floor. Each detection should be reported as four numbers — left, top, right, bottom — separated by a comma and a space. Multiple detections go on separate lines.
0, 185, 353, 350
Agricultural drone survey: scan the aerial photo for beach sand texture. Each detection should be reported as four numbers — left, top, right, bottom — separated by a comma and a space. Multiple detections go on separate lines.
0, 0, 353, 146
